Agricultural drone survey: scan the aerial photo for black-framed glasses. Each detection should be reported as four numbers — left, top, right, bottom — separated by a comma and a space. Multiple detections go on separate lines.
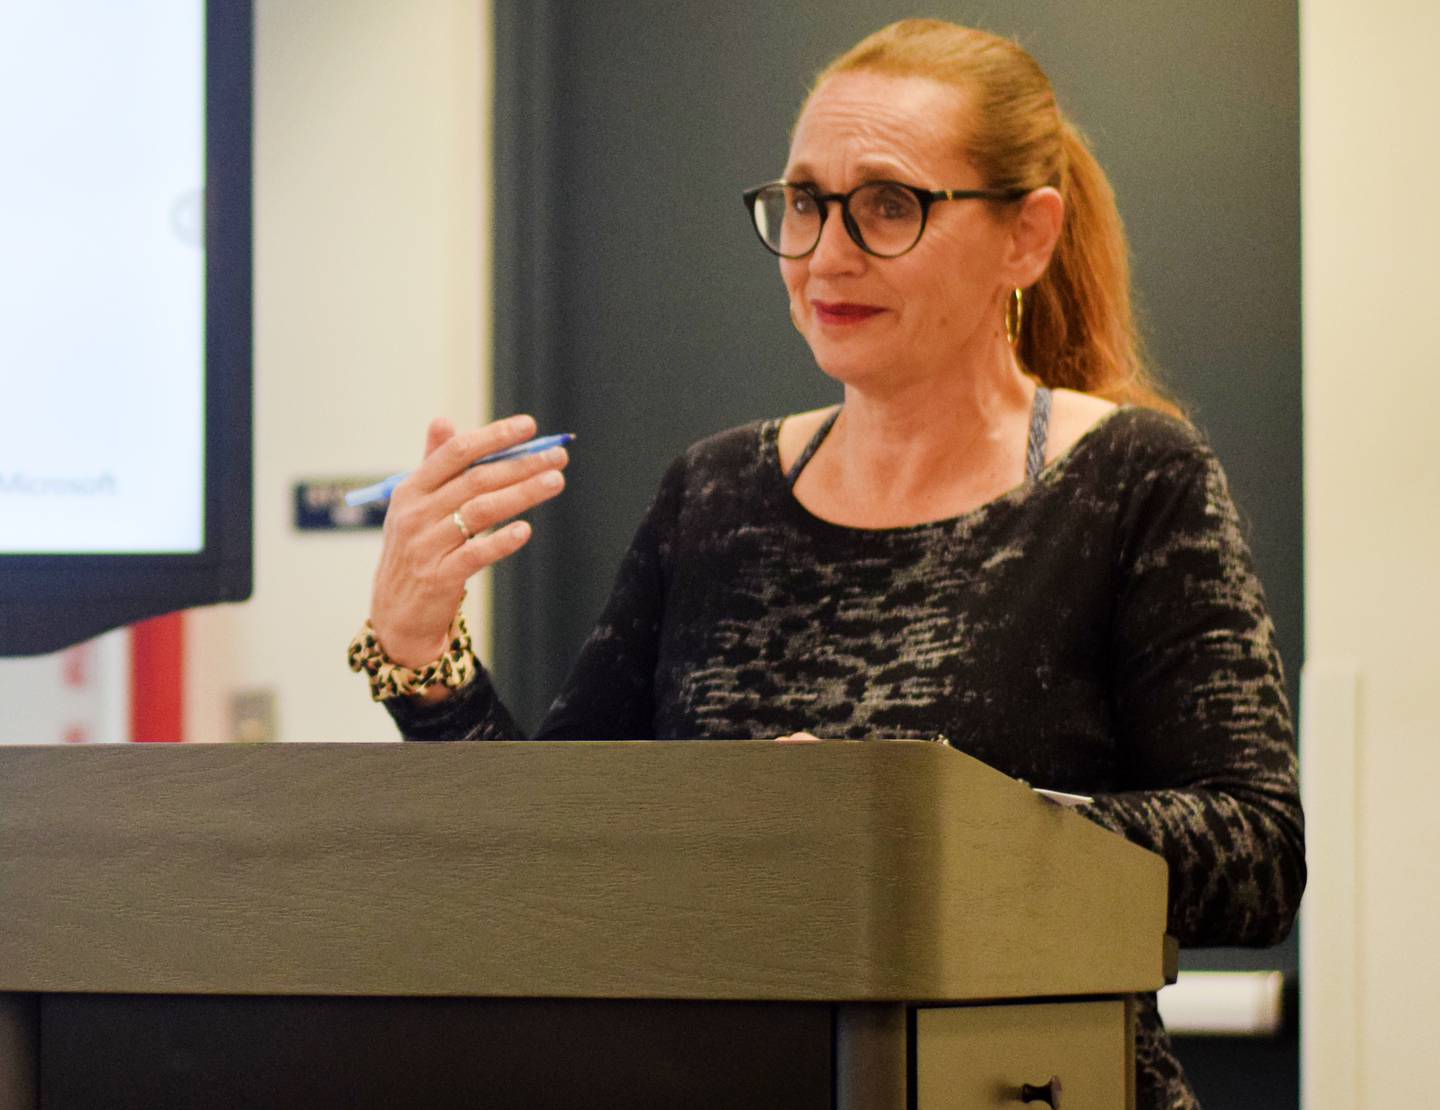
742, 179, 1030, 259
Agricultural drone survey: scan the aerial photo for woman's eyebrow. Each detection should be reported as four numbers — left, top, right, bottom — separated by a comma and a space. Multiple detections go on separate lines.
853, 156, 917, 179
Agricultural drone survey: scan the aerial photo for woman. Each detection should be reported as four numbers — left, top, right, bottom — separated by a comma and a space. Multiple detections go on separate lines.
350, 20, 1304, 1107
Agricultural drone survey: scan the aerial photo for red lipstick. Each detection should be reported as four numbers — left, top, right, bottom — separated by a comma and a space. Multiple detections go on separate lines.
811, 300, 885, 326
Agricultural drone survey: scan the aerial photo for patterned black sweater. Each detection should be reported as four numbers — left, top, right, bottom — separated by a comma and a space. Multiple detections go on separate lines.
389, 406, 1306, 1109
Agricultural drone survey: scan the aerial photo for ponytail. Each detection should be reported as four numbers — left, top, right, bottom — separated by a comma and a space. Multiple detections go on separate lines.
1021, 122, 1179, 415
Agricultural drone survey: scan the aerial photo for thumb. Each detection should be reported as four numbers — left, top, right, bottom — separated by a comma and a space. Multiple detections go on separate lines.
424, 417, 456, 459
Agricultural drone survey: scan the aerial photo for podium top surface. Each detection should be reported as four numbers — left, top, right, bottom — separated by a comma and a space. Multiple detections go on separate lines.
0, 741, 1167, 1002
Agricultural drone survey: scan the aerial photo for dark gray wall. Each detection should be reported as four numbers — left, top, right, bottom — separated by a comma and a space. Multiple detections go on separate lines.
494, 0, 1300, 729
492, 6, 1300, 1099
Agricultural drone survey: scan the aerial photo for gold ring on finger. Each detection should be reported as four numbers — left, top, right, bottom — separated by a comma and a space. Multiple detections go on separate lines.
452, 510, 473, 542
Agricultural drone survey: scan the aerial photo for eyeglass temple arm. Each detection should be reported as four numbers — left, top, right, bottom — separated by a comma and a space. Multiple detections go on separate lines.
931, 187, 1032, 201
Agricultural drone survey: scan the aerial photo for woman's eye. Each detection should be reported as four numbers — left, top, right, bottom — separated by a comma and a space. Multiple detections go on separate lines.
870, 188, 913, 219
790, 192, 817, 214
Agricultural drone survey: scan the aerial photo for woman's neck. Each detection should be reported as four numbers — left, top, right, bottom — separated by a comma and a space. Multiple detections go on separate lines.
827, 344, 1035, 509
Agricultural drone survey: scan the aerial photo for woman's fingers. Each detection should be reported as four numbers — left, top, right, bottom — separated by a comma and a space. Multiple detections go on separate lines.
462, 464, 567, 530
444, 519, 534, 576
435, 444, 570, 516
406, 414, 538, 497
387, 426, 568, 576
774, 732, 824, 743
425, 451, 568, 551
436, 467, 567, 574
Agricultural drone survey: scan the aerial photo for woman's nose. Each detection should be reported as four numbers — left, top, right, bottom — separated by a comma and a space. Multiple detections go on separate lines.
808, 203, 866, 274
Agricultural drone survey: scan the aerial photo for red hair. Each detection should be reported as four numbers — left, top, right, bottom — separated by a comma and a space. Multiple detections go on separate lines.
812, 20, 1179, 415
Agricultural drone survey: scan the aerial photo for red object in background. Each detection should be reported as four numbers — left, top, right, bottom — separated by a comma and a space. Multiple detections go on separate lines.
131, 612, 185, 742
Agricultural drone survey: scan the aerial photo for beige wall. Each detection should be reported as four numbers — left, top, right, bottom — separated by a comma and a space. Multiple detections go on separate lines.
1300, 0, 1440, 1104
186, 0, 490, 741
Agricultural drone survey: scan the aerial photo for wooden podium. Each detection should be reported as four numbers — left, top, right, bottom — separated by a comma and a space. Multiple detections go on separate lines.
0, 742, 1169, 1108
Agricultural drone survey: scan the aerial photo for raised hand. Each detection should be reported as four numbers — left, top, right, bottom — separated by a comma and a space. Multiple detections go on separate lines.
368, 414, 569, 670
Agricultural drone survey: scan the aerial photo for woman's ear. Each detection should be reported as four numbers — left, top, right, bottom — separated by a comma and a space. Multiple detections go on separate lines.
1007, 186, 1064, 287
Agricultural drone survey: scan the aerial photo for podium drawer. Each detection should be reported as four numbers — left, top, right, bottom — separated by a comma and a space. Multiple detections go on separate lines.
916, 999, 1131, 1109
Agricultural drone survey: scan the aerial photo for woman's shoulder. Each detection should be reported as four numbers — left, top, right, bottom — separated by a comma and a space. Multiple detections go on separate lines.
631, 418, 786, 538
675, 417, 773, 471
648, 418, 778, 507
1046, 388, 1119, 464
1052, 392, 1211, 476
775, 405, 841, 474
1038, 397, 1230, 538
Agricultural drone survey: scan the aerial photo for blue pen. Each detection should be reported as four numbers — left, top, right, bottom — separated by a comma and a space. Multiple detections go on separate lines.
344, 433, 576, 507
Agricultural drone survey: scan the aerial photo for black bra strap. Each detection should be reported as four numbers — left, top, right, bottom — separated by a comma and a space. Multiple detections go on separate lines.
785, 407, 842, 487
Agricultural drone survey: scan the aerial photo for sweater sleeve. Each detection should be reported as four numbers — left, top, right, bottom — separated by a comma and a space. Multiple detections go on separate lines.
528, 454, 685, 740
384, 660, 527, 741
384, 454, 685, 742
1080, 437, 1306, 948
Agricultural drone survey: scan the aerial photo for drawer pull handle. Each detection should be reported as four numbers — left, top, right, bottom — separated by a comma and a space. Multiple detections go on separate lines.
1020, 1076, 1063, 1106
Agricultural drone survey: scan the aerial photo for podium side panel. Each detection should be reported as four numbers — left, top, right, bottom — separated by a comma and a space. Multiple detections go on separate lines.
926, 752, 1170, 1000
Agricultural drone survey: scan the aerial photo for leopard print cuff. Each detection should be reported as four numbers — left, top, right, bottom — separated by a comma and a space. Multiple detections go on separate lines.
348, 604, 477, 702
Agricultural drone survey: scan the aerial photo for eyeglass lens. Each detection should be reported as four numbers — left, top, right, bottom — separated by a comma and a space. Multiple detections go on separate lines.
752, 183, 924, 258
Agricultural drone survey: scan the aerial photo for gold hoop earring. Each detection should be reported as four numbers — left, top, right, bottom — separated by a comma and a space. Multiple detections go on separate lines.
1004, 288, 1024, 347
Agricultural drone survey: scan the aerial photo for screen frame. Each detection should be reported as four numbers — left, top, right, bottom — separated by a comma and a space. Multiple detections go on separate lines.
0, 1, 253, 656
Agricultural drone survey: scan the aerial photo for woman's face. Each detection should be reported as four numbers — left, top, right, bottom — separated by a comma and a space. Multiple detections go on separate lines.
782, 71, 1015, 390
